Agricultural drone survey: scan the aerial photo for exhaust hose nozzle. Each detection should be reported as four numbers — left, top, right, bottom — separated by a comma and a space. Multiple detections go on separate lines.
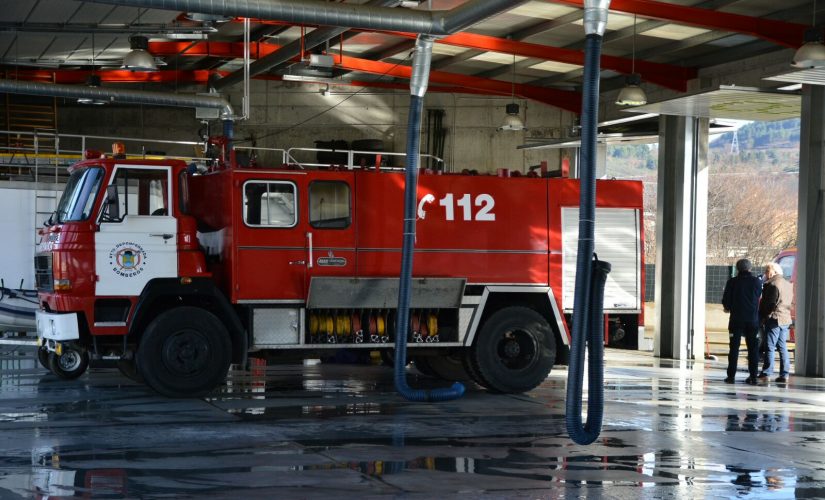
410, 36, 434, 97
583, 0, 611, 36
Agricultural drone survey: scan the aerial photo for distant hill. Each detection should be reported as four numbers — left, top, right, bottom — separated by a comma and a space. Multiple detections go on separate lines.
606, 118, 800, 177
711, 118, 800, 151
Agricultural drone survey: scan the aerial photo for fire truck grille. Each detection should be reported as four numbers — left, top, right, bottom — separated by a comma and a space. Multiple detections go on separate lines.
34, 253, 53, 292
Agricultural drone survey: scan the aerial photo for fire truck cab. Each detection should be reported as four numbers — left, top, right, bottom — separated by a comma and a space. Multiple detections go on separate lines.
35, 151, 644, 398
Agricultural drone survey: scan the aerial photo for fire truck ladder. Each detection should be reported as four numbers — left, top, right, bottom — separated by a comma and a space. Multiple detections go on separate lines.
32, 128, 61, 245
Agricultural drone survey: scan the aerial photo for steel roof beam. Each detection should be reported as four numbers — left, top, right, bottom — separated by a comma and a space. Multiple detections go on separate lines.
387, 31, 694, 91
550, 0, 807, 48
431, 10, 585, 71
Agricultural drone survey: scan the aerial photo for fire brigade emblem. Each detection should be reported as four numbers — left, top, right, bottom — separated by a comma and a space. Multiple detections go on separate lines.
109, 242, 148, 277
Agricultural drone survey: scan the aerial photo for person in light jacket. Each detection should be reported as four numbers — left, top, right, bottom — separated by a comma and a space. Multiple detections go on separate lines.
758, 262, 794, 383
722, 259, 762, 385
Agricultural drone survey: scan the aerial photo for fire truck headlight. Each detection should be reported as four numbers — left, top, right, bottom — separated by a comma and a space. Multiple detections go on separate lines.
53, 279, 72, 291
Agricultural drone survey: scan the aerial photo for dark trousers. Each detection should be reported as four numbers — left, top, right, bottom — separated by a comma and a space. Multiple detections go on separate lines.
727, 325, 759, 380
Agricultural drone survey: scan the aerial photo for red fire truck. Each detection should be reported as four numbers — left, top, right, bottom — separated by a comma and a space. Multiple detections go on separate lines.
34, 148, 644, 397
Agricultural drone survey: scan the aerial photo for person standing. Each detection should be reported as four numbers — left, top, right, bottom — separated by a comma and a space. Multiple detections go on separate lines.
722, 259, 763, 384
758, 262, 793, 383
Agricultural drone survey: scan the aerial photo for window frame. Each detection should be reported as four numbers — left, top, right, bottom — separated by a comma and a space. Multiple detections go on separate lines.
98, 165, 173, 223
57, 166, 105, 223
242, 179, 299, 229
308, 180, 352, 230
178, 170, 190, 215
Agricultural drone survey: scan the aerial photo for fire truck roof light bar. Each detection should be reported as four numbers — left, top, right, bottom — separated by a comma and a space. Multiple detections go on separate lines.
0, 79, 234, 120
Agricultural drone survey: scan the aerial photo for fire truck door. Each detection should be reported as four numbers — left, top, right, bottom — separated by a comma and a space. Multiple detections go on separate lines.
95, 165, 178, 297
305, 176, 356, 284
236, 178, 306, 301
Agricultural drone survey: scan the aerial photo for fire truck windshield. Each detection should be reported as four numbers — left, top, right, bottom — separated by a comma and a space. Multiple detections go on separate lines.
54, 167, 104, 223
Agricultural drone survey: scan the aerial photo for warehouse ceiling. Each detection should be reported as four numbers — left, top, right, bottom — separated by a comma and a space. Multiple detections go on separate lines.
0, 0, 820, 112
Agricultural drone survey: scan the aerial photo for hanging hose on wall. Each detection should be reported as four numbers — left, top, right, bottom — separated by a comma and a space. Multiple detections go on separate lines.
565, 0, 612, 445
394, 35, 465, 402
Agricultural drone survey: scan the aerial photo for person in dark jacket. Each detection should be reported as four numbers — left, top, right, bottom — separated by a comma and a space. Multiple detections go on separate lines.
758, 262, 793, 383
722, 258, 762, 384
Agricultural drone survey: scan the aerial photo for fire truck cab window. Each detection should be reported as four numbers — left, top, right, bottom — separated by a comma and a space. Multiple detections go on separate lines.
107, 167, 170, 219
244, 181, 297, 227
309, 181, 351, 229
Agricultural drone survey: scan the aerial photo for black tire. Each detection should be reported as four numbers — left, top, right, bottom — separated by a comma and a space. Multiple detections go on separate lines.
48, 347, 89, 380
37, 347, 50, 370
136, 307, 232, 398
460, 350, 488, 387
469, 306, 555, 393
426, 350, 474, 382
412, 356, 437, 377
116, 358, 144, 383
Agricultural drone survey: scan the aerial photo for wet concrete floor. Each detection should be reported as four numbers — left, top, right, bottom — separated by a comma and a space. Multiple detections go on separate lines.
1, 347, 824, 498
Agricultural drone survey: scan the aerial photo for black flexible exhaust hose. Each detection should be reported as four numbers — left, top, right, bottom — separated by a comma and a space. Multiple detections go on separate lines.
394, 94, 465, 402
565, 33, 611, 445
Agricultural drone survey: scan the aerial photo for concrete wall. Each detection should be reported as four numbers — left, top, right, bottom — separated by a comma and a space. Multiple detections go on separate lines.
57, 80, 575, 174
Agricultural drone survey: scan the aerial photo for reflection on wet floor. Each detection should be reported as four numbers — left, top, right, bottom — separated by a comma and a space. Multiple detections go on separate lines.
1, 348, 825, 498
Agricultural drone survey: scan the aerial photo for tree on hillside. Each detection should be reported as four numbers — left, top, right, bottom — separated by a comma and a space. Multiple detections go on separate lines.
705, 174, 797, 265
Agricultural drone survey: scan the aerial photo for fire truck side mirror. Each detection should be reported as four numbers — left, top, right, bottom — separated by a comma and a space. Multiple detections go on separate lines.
104, 185, 120, 221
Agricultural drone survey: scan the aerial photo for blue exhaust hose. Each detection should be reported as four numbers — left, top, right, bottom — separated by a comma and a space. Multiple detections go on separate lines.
394, 36, 464, 402
565, 30, 611, 445
223, 119, 234, 154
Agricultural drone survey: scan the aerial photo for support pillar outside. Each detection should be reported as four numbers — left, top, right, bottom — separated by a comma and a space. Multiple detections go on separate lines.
796, 84, 825, 377
654, 115, 708, 361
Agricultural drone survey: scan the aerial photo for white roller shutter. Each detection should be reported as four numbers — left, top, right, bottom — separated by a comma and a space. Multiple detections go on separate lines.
561, 207, 642, 313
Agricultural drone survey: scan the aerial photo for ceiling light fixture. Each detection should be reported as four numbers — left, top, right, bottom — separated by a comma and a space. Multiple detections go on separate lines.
79, 34, 109, 105
499, 52, 526, 131
792, 1, 825, 68
121, 10, 157, 71
122, 35, 157, 71
616, 14, 648, 106
77, 75, 109, 105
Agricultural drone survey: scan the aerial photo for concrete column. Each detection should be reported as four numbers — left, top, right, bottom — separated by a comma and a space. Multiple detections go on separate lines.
796, 85, 825, 377
654, 115, 709, 360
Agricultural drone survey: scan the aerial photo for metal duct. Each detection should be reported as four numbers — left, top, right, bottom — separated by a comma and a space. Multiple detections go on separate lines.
0, 79, 234, 119
214, 0, 403, 91
85, 0, 525, 37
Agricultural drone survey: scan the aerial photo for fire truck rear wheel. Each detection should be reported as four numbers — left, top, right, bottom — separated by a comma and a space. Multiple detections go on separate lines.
426, 351, 475, 382
48, 347, 90, 380
470, 306, 555, 394
117, 358, 144, 383
460, 352, 487, 387
412, 356, 437, 377
137, 307, 232, 398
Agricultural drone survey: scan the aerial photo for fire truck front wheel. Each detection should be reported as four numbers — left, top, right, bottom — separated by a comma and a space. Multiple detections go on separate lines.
48, 347, 90, 380
37, 347, 50, 370
470, 306, 556, 394
137, 307, 232, 398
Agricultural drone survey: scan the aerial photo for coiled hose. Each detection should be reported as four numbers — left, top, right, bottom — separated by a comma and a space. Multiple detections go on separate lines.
394, 94, 465, 402
565, 33, 611, 445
